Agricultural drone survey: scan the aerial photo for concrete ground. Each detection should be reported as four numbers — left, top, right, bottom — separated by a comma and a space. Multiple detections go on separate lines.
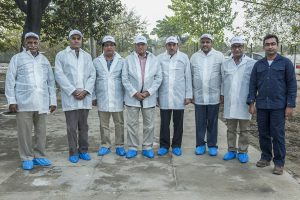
0, 105, 300, 200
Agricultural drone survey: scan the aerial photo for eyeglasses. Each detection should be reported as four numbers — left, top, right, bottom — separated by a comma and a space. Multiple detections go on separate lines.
71, 36, 81, 41
231, 45, 243, 49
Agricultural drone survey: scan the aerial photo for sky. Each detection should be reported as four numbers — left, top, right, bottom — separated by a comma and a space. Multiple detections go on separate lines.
121, 0, 173, 34
121, 0, 245, 40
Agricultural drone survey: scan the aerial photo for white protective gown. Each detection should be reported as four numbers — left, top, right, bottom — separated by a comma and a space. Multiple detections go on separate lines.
93, 52, 124, 112
122, 51, 162, 108
221, 55, 256, 119
190, 48, 224, 105
157, 51, 192, 109
5, 50, 57, 113
55, 46, 96, 111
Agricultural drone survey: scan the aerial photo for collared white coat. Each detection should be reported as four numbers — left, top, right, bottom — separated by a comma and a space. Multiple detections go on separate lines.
157, 51, 193, 109
93, 52, 124, 112
221, 55, 256, 119
55, 46, 96, 111
122, 51, 162, 108
5, 50, 57, 113
190, 48, 224, 105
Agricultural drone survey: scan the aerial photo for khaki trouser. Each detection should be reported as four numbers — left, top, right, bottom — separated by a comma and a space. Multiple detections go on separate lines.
16, 112, 47, 161
126, 106, 155, 150
226, 119, 250, 153
98, 111, 124, 148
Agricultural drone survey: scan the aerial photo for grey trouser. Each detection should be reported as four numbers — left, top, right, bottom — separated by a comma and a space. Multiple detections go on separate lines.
16, 112, 47, 161
98, 111, 124, 148
64, 109, 89, 156
226, 119, 250, 153
126, 106, 155, 150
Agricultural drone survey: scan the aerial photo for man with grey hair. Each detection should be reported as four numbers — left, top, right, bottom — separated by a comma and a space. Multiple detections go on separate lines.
5, 32, 57, 170
221, 36, 256, 163
122, 35, 162, 159
190, 33, 224, 157
55, 30, 96, 163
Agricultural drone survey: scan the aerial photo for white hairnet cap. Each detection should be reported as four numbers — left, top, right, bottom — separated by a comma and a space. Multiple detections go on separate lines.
102, 35, 116, 44
134, 35, 147, 44
200, 33, 213, 41
24, 32, 39, 40
68, 30, 83, 39
165, 36, 179, 44
230, 36, 246, 45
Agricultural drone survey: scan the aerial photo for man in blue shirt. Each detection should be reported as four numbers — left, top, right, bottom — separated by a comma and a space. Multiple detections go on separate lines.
247, 34, 297, 175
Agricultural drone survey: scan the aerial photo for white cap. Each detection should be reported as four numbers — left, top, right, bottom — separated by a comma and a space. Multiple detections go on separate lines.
230, 36, 246, 45
68, 30, 83, 39
134, 35, 147, 44
102, 35, 115, 44
200, 33, 213, 41
165, 36, 179, 44
24, 32, 39, 40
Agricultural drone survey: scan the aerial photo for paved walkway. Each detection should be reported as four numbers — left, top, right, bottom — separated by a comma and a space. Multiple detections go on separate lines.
0, 105, 299, 200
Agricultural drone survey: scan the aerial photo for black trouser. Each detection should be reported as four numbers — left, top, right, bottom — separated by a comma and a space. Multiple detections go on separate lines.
65, 109, 89, 156
257, 109, 286, 167
195, 104, 219, 148
160, 109, 184, 149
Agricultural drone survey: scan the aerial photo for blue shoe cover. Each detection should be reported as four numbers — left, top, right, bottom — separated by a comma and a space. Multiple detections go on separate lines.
22, 160, 33, 170
195, 145, 206, 155
157, 147, 169, 156
98, 147, 111, 156
223, 151, 236, 160
238, 153, 249, 163
116, 147, 126, 156
172, 147, 182, 156
69, 155, 79, 163
126, 149, 137, 159
208, 147, 218, 156
79, 152, 91, 160
33, 158, 52, 166
142, 149, 155, 158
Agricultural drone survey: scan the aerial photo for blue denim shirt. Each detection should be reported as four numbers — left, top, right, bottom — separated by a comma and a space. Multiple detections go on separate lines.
247, 54, 297, 109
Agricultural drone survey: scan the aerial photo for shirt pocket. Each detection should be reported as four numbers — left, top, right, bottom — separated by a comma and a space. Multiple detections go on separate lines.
271, 66, 285, 80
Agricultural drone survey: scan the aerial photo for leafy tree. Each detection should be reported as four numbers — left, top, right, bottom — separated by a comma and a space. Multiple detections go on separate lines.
42, 0, 123, 43
153, 0, 236, 47
241, 0, 300, 45
0, 0, 24, 39
107, 8, 147, 56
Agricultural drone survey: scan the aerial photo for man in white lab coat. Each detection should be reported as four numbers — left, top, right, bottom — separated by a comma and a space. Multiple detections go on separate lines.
157, 36, 192, 156
55, 30, 96, 163
5, 32, 57, 170
93, 35, 126, 157
221, 36, 256, 163
122, 36, 162, 159
190, 34, 224, 156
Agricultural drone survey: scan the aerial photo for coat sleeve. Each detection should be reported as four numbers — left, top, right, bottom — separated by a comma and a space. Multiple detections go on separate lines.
122, 59, 138, 97
285, 59, 297, 107
184, 57, 193, 99
84, 55, 96, 95
46, 59, 57, 106
220, 61, 225, 96
147, 61, 162, 96
92, 59, 98, 100
5, 55, 17, 105
247, 62, 258, 104
54, 53, 76, 96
